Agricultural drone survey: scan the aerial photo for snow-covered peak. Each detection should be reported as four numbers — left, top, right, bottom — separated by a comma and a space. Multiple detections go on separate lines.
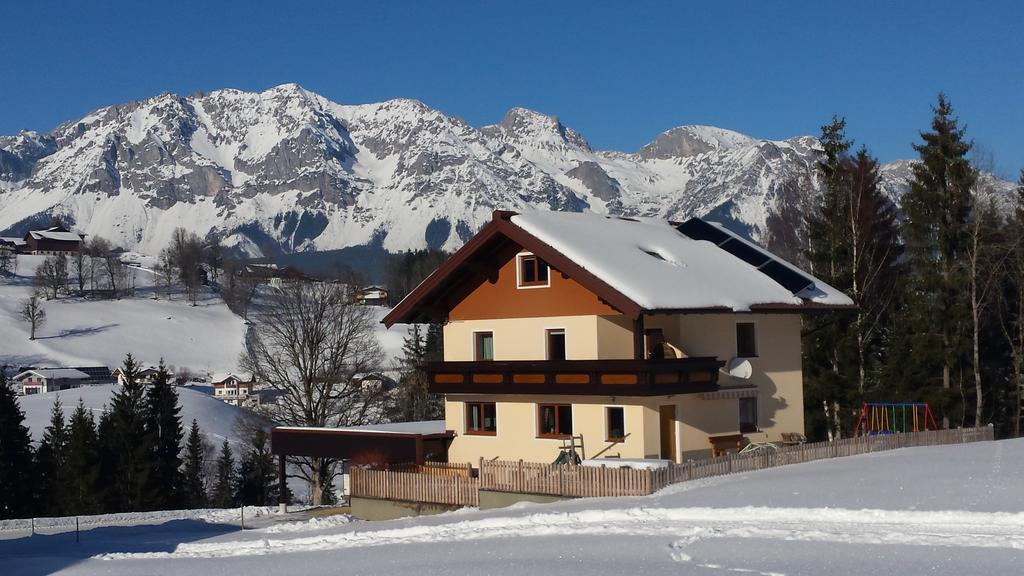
636, 125, 756, 160
482, 107, 591, 152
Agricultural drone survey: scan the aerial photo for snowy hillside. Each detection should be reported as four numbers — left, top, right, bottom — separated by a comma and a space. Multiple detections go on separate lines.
1, 437, 1020, 575
0, 255, 247, 374
4, 84, 1011, 257
17, 384, 253, 448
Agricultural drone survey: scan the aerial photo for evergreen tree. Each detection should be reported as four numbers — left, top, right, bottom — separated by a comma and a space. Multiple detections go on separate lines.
0, 373, 37, 519
64, 400, 101, 516
182, 419, 209, 508
899, 94, 977, 427
35, 396, 69, 516
100, 353, 153, 512
211, 440, 236, 508
803, 118, 903, 439
234, 428, 278, 506
391, 324, 443, 422
143, 360, 184, 510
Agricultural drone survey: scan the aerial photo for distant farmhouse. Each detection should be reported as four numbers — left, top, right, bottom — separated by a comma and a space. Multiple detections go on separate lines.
210, 373, 257, 406
355, 285, 389, 306
1, 226, 85, 255
12, 366, 114, 395
111, 366, 163, 386
243, 263, 312, 289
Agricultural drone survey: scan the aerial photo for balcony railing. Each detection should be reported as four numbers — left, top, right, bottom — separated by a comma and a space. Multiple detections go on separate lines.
427, 357, 724, 396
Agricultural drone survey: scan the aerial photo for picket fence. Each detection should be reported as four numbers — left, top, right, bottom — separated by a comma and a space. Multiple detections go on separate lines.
349, 426, 994, 506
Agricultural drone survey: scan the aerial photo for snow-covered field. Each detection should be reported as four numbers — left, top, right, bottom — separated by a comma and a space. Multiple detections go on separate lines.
1, 438, 1020, 575
16, 384, 254, 447
0, 255, 408, 374
0, 255, 247, 375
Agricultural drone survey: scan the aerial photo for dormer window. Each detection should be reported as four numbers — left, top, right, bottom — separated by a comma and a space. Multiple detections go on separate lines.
517, 253, 550, 288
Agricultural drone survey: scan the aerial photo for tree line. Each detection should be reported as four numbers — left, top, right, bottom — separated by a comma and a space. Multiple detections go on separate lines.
802, 94, 1024, 440
0, 355, 281, 520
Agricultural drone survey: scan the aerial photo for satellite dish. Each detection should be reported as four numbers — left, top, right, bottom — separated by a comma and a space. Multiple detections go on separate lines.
726, 357, 753, 379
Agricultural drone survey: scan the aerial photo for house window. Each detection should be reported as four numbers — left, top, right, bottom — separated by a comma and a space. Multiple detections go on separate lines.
606, 407, 626, 441
547, 329, 566, 360
465, 402, 497, 435
538, 404, 573, 438
739, 397, 758, 433
474, 332, 494, 361
517, 253, 550, 288
736, 322, 757, 358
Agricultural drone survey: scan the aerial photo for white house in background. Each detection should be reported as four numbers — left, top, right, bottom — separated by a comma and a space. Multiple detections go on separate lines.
13, 368, 91, 395
111, 366, 162, 386
211, 373, 257, 406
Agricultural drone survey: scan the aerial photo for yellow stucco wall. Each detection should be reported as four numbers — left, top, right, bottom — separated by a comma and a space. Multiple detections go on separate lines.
439, 312, 805, 463
445, 394, 669, 464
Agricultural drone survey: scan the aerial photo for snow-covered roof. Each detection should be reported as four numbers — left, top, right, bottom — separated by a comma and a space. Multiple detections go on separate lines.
28, 230, 83, 242
509, 211, 853, 311
211, 372, 251, 384
0, 237, 27, 246
15, 368, 91, 381
384, 210, 855, 326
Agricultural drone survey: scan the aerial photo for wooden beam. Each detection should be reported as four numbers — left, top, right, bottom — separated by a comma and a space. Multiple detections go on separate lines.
633, 315, 645, 360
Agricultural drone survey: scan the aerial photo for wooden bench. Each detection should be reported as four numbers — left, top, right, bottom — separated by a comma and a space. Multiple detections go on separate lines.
780, 432, 807, 446
709, 433, 745, 457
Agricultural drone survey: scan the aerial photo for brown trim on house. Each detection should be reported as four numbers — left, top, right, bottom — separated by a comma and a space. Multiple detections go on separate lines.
536, 403, 573, 439
464, 401, 497, 436
427, 357, 724, 397
382, 211, 642, 326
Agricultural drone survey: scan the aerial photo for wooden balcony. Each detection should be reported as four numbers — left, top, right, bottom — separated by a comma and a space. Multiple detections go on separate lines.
427, 357, 725, 397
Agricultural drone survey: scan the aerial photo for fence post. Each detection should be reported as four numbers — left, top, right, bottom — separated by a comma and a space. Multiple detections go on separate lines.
76, 516, 80, 543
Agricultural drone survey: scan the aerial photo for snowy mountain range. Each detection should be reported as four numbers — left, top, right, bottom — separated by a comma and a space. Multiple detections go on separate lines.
0, 84, 1014, 257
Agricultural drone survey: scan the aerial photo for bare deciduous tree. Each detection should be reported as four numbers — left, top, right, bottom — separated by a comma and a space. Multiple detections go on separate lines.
0, 248, 15, 276
241, 282, 384, 505
35, 254, 69, 299
168, 228, 203, 306
71, 249, 87, 293
20, 294, 46, 340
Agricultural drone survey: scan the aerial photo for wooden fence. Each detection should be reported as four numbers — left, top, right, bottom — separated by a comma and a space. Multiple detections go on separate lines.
350, 426, 993, 505
647, 426, 994, 490
350, 466, 480, 506
479, 459, 654, 497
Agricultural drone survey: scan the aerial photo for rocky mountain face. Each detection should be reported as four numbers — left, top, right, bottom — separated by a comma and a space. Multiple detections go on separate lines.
0, 84, 1013, 258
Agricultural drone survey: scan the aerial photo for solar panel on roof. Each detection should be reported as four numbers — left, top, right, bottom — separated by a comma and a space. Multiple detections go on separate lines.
675, 219, 730, 244
760, 261, 815, 294
718, 239, 771, 268
676, 217, 816, 297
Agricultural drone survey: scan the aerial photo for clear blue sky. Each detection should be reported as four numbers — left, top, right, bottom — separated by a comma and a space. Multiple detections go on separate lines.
1, 1, 1021, 176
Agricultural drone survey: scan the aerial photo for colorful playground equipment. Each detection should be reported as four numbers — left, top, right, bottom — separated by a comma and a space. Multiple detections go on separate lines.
853, 402, 939, 436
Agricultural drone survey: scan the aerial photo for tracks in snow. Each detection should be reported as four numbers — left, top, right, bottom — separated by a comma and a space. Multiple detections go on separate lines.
96, 505, 1024, 561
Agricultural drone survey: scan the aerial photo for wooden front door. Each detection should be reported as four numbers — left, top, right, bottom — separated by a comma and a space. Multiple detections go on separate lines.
659, 405, 676, 461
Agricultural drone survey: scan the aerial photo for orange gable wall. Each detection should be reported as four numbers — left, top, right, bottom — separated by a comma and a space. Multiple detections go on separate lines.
448, 245, 621, 320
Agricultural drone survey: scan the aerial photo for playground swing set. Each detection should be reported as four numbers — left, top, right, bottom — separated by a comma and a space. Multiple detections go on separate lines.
853, 402, 939, 437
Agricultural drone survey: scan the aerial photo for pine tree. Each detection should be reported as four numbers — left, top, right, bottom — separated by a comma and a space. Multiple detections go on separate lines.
100, 353, 153, 512
234, 428, 278, 506
391, 324, 443, 422
900, 94, 977, 427
211, 440, 236, 508
802, 116, 854, 439
0, 373, 37, 519
182, 419, 209, 508
64, 400, 101, 516
36, 396, 69, 516
143, 360, 184, 510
